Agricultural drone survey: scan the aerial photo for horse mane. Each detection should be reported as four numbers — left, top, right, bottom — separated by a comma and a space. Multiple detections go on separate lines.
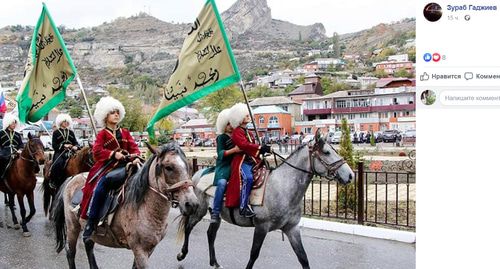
124, 142, 187, 208
273, 143, 309, 169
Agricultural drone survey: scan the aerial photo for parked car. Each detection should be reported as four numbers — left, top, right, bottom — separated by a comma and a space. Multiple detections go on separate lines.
41, 135, 53, 150
301, 134, 315, 144
329, 131, 342, 144
401, 129, 416, 145
382, 130, 401, 143
203, 138, 215, 147
193, 138, 203, 147
373, 131, 383, 143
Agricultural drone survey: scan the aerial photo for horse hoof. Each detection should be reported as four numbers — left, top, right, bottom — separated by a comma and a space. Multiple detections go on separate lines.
214, 264, 223, 269
177, 252, 186, 261
23, 231, 32, 237
13, 224, 21, 230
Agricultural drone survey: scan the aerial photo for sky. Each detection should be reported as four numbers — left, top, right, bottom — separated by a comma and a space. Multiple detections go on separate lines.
0, 0, 415, 35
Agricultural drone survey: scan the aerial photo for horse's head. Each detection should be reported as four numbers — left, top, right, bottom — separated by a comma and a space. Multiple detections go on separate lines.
309, 130, 354, 184
26, 132, 45, 165
80, 146, 94, 170
153, 143, 199, 215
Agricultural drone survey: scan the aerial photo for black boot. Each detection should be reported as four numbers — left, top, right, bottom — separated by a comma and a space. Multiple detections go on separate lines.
239, 205, 256, 218
82, 218, 97, 243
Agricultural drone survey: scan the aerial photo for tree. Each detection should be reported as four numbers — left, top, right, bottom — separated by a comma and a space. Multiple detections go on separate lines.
374, 69, 389, 78
339, 118, 354, 167
197, 85, 242, 123
394, 68, 411, 78
338, 118, 356, 211
321, 77, 334, 95
69, 106, 83, 118
247, 85, 276, 99
108, 87, 149, 131
331, 32, 340, 58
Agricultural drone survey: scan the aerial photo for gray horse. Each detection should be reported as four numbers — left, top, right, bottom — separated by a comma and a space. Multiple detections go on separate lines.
176, 132, 354, 269
52, 143, 199, 269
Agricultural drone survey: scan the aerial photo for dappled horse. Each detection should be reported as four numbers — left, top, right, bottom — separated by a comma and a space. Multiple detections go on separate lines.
0, 133, 46, 236
52, 142, 199, 269
41, 146, 94, 217
176, 131, 355, 269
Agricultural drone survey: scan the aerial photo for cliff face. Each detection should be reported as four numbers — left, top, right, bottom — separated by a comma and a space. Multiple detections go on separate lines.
222, 0, 325, 41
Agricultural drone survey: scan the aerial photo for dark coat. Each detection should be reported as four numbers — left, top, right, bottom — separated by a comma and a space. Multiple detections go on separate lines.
214, 133, 235, 185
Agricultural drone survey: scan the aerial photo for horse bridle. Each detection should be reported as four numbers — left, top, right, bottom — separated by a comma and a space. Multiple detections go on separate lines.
272, 142, 346, 179
309, 143, 346, 180
148, 155, 194, 208
20, 138, 44, 164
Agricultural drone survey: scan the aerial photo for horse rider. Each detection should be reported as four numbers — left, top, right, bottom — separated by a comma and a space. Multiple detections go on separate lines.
226, 103, 271, 218
49, 113, 79, 188
210, 109, 241, 223
80, 96, 141, 243
0, 113, 23, 181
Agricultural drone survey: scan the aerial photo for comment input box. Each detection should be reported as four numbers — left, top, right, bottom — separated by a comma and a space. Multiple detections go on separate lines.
441, 91, 500, 105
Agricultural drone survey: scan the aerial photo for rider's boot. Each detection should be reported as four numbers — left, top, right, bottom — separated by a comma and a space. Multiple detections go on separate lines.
82, 218, 97, 244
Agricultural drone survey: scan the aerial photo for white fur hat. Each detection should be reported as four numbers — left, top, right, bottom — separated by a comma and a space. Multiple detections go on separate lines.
229, 103, 251, 129
2, 113, 18, 130
55, 113, 73, 129
93, 96, 125, 127
216, 109, 231, 135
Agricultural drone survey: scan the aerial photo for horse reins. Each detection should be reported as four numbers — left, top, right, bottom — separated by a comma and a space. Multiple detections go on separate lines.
20, 139, 44, 165
271, 142, 346, 178
148, 156, 194, 208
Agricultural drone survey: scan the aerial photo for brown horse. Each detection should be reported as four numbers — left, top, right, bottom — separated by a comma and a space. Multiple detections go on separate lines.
41, 146, 94, 216
0, 133, 46, 237
52, 142, 199, 269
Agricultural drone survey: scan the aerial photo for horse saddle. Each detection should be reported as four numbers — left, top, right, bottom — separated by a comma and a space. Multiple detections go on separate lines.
196, 166, 270, 207
251, 160, 270, 189
71, 187, 121, 225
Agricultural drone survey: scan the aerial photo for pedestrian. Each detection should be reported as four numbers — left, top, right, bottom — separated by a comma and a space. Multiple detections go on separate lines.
80, 96, 142, 243
49, 113, 79, 188
210, 109, 241, 223
226, 103, 271, 217
0, 113, 23, 181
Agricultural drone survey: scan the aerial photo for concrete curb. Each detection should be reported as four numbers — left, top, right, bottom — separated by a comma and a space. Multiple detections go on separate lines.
299, 217, 416, 243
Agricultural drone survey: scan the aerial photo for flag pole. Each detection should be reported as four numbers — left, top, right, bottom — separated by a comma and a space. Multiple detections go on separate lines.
76, 75, 97, 137
238, 81, 262, 145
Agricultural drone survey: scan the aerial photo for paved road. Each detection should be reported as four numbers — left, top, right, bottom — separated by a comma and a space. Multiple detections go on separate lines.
0, 184, 415, 269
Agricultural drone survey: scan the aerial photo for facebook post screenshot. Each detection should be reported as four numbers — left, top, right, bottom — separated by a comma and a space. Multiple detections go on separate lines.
0, 0, 491, 268
418, 1, 500, 268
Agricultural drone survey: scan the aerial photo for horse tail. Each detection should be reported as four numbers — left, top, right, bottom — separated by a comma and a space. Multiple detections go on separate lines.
41, 177, 52, 217
176, 215, 188, 242
52, 181, 67, 253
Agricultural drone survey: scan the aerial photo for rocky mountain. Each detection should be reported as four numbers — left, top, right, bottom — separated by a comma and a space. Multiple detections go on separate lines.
340, 18, 415, 55
222, 0, 325, 41
0, 0, 414, 90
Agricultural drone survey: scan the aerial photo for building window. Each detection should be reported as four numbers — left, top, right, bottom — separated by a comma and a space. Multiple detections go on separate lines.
281, 105, 288, 111
336, 100, 346, 108
393, 112, 397, 118
348, 114, 355, 120
269, 116, 278, 124
259, 116, 265, 124
303, 127, 312, 134
360, 113, 368, 118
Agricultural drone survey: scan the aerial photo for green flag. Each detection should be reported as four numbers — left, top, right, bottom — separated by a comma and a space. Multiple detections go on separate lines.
147, 0, 240, 137
16, 3, 77, 123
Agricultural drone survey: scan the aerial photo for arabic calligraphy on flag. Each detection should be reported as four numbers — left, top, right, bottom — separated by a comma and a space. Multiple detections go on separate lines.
147, 0, 240, 136
16, 3, 77, 123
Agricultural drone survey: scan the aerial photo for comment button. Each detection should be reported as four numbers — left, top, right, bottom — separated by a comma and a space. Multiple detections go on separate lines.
441, 91, 500, 106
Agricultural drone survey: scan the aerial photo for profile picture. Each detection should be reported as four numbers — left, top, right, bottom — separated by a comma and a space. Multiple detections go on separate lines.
423, 3, 442, 22
421, 90, 436, 105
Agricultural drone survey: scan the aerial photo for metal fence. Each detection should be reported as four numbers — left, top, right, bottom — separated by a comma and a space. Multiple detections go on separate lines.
191, 159, 415, 231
